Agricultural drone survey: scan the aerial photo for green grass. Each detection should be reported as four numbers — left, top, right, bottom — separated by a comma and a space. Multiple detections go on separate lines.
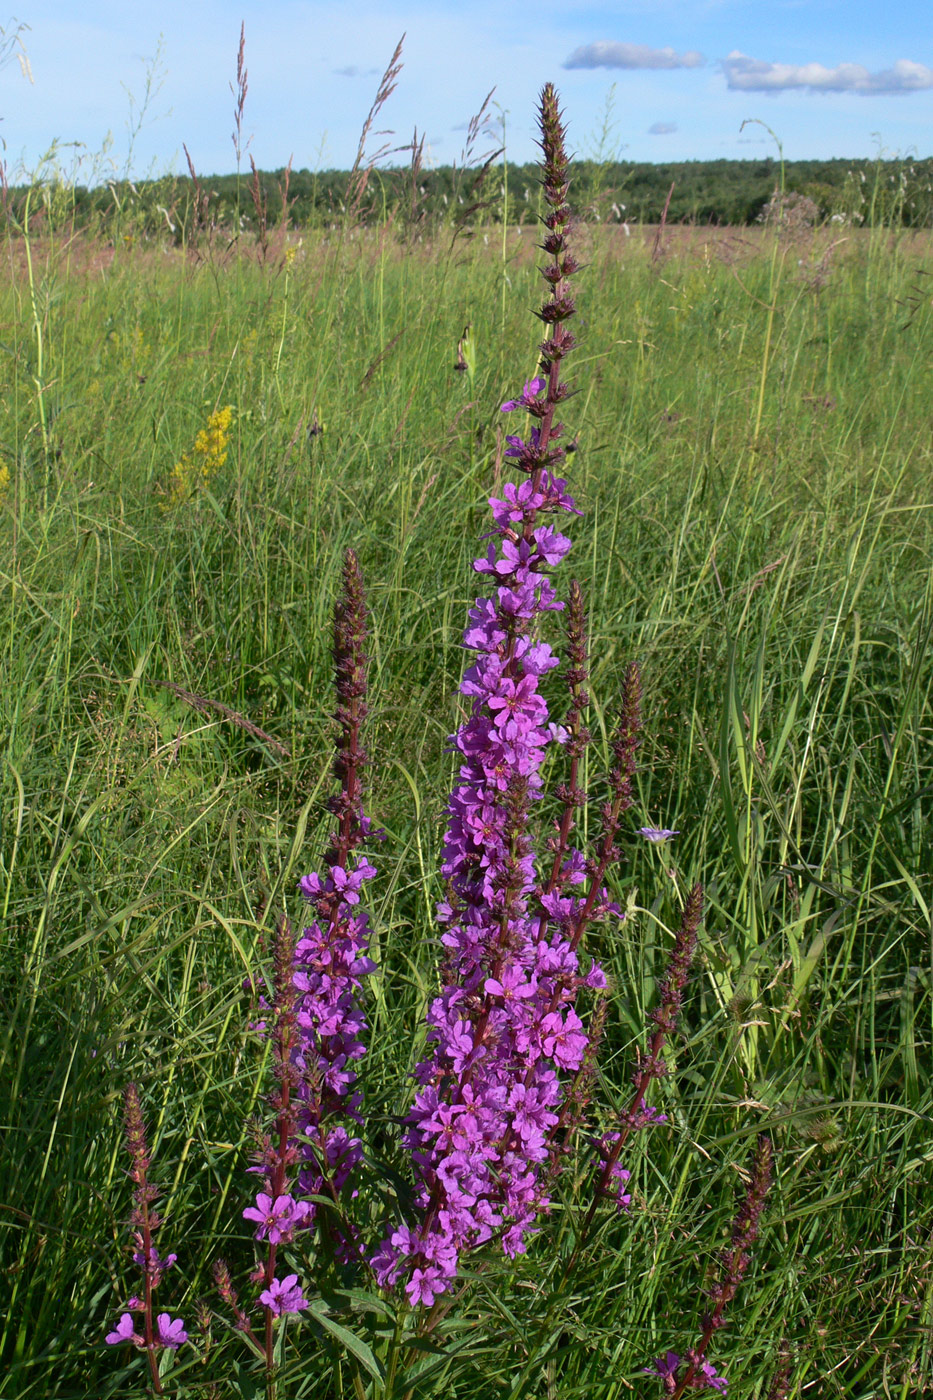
1, 214, 931, 1399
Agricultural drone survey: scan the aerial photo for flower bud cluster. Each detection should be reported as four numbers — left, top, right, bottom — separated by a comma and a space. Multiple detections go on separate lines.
702, 1135, 772, 1329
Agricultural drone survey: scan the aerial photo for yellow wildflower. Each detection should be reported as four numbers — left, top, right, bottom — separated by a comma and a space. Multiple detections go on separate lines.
164, 405, 233, 508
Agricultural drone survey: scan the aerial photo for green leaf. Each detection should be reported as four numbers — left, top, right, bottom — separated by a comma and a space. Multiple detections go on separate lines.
307, 1301, 386, 1384
231, 1359, 264, 1400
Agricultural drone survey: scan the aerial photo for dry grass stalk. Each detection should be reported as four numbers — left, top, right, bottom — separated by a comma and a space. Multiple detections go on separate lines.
346, 35, 405, 224
150, 679, 291, 758
449, 89, 503, 242
651, 180, 676, 266
231, 22, 249, 168
248, 155, 294, 265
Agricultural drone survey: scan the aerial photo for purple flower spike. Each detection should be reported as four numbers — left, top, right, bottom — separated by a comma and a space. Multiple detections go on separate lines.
645, 1348, 729, 1394
105, 1083, 185, 1389
292, 549, 376, 1233
644, 1138, 770, 1395
156, 1314, 188, 1350
372, 80, 604, 1307
639, 827, 680, 842
259, 1274, 308, 1316
105, 1313, 142, 1347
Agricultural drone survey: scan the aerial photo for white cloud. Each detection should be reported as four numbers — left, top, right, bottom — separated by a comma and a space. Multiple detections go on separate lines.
564, 42, 704, 71
723, 52, 933, 95
648, 121, 678, 134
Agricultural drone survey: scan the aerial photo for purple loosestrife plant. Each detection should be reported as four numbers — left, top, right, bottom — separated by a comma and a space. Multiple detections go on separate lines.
100, 81, 787, 1400
105, 1084, 186, 1394
372, 84, 632, 1308
235, 915, 311, 1372
557, 881, 703, 1283
763, 1348, 793, 1400
215, 550, 373, 1385
292, 547, 376, 1246
592, 883, 703, 1215
646, 1134, 774, 1396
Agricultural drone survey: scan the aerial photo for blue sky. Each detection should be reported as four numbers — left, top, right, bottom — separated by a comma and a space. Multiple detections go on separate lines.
3, 2, 932, 181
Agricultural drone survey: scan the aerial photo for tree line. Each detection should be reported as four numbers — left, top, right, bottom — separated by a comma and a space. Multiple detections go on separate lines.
5, 154, 932, 239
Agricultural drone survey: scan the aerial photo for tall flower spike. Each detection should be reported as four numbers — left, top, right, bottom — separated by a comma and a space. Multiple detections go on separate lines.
763, 1347, 792, 1400
105, 1085, 186, 1394
240, 915, 311, 1373
564, 662, 642, 957
546, 578, 591, 890
233, 553, 376, 1373
646, 1134, 774, 1398
372, 83, 621, 1309
292, 548, 376, 1248
571, 884, 701, 1252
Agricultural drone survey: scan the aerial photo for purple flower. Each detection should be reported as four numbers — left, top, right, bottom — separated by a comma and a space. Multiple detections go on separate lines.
484, 966, 537, 1002
131, 1245, 177, 1283
406, 1266, 448, 1307
504, 426, 542, 460
259, 1273, 308, 1316
243, 1192, 311, 1244
500, 377, 545, 411
540, 472, 582, 515
646, 1351, 681, 1379
156, 1314, 188, 1350
697, 1360, 728, 1393
639, 827, 680, 842
489, 478, 545, 526
105, 1313, 141, 1347
532, 525, 572, 567
540, 1008, 588, 1069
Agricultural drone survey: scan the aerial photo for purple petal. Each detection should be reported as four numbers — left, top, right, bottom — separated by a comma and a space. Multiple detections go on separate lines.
638, 826, 680, 842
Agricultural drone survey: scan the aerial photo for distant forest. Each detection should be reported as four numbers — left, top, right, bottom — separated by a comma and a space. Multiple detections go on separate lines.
8, 154, 933, 236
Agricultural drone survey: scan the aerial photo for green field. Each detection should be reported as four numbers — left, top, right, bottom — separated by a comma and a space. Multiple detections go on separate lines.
1, 205, 931, 1398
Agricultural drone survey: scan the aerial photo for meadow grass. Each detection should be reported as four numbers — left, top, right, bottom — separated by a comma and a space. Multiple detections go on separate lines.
0, 209, 931, 1398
